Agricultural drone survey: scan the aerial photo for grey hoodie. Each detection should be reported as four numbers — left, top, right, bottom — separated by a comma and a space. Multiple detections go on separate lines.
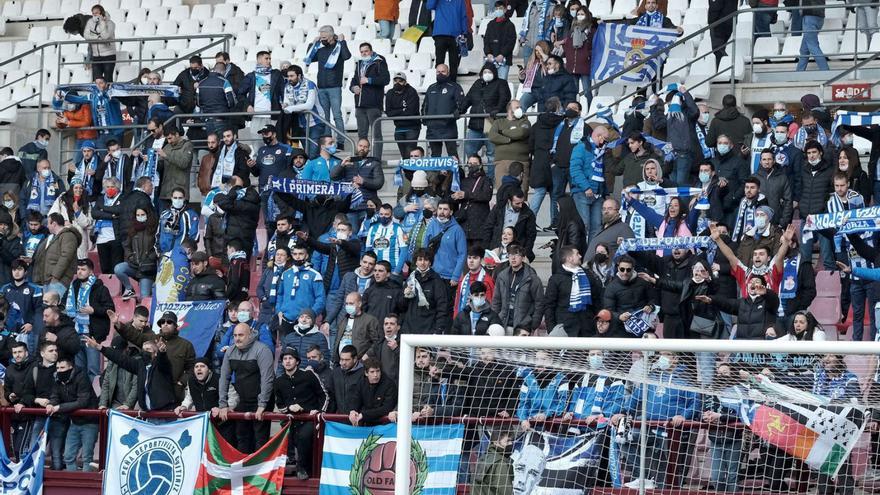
218, 336, 275, 409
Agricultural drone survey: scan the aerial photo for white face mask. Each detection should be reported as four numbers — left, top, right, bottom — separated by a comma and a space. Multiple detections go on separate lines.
3, 200, 13, 209
136, 214, 147, 222
754, 215, 767, 230
773, 110, 786, 121
808, 157, 821, 166
655, 355, 672, 370
112, 150, 122, 158
513, 107, 524, 119
546, 68, 557, 75
472, 296, 486, 307
576, 14, 586, 20
840, 164, 849, 171
589, 355, 603, 369
171, 198, 185, 209
700, 112, 710, 124
336, 231, 349, 241
40, 169, 51, 179
140, 76, 150, 85
570, 9, 579, 16
752, 123, 764, 134
774, 132, 787, 144
482, 72, 494, 83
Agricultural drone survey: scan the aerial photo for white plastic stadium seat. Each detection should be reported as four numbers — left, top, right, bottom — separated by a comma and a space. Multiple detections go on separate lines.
271, 14, 293, 31
351, 0, 373, 13
260, 30, 281, 47
340, 11, 363, 29
294, 14, 317, 31
840, 32, 869, 58
27, 25, 47, 42
178, 19, 200, 36
249, 16, 270, 32
20, 0, 40, 18
751, 36, 780, 60
134, 20, 157, 37
668, 41, 694, 58
155, 20, 178, 38
317, 13, 341, 28
225, 17, 248, 34
116, 65, 140, 82
589, 0, 612, 16
168, 6, 190, 22
780, 35, 803, 61
162, 0, 182, 6
190, 4, 212, 22
818, 34, 839, 56
213, 4, 235, 19
119, 0, 140, 10
41, 0, 62, 17
611, 0, 635, 16
714, 55, 744, 81
202, 18, 225, 35
260, 1, 283, 17
665, 58, 690, 78
236, 31, 259, 49
147, 7, 169, 22
282, 29, 305, 47
393, 39, 417, 59
327, 0, 350, 14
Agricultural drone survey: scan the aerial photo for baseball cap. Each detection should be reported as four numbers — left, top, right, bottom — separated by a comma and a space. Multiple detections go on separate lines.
596, 309, 612, 322
258, 124, 277, 135
393, 71, 407, 81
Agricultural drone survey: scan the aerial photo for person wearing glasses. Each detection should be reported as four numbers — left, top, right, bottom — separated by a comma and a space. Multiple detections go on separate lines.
601, 254, 656, 338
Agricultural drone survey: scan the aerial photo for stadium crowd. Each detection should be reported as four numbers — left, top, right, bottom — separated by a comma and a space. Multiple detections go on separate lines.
0, 0, 879, 491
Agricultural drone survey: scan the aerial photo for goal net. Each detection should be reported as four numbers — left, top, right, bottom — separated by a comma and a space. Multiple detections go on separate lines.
393, 336, 880, 495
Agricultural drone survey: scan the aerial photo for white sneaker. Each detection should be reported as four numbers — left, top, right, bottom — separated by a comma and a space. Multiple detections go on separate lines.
623, 479, 656, 490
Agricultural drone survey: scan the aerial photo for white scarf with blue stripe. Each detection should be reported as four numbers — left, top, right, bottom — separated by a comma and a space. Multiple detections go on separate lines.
65, 275, 95, 335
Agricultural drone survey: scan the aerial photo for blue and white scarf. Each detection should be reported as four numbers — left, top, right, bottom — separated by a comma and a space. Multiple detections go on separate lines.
74, 155, 99, 196
564, 265, 591, 312
95, 194, 120, 232
779, 254, 800, 316
268, 176, 357, 197
589, 136, 606, 183
695, 123, 713, 159
57, 83, 180, 100
616, 236, 716, 262
27, 174, 59, 213
832, 111, 880, 173
636, 10, 664, 27
394, 157, 461, 192
623, 309, 654, 337
793, 124, 828, 151
65, 274, 95, 335
457, 268, 487, 315
803, 204, 880, 241
268, 265, 285, 303
304, 40, 343, 69
732, 194, 765, 242
213, 142, 238, 188
103, 155, 127, 191
520, 0, 552, 41
750, 133, 773, 174
627, 186, 710, 210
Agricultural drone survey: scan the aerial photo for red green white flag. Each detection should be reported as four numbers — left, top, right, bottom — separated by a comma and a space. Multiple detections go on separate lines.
194, 423, 290, 495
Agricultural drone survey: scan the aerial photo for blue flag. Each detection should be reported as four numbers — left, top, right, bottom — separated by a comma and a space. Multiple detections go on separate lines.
153, 245, 192, 304
394, 157, 461, 192
0, 418, 47, 494
150, 300, 226, 357
319, 422, 464, 495
591, 23, 679, 84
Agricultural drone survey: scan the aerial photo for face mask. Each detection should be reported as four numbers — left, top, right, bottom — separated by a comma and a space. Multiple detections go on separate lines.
112, 149, 122, 159
56, 369, 72, 381
700, 112, 710, 124
40, 169, 51, 178
423, 209, 433, 219
136, 214, 147, 222
482, 72, 494, 83
840, 164, 849, 171
437, 216, 450, 223
808, 157, 821, 166
344, 304, 357, 316
106, 187, 119, 198
172, 198, 185, 209
394, 82, 406, 90
842, 135, 854, 146
773, 110, 786, 121
589, 355, 603, 370
495, 9, 506, 18
436, 74, 449, 83
190, 68, 202, 78
565, 108, 579, 119
546, 68, 557, 75
594, 252, 608, 263
262, 136, 273, 145
3, 200, 13, 209
754, 215, 767, 230
570, 9, 579, 16
577, 14, 586, 20
752, 123, 764, 134
804, 124, 817, 134
291, 259, 305, 266
699, 171, 711, 184
366, 207, 376, 217
237, 311, 250, 322
513, 108, 524, 119
717, 144, 730, 155
774, 132, 787, 144
655, 355, 672, 371
140, 76, 150, 84
324, 144, 337, 155
472, 296, 486, 307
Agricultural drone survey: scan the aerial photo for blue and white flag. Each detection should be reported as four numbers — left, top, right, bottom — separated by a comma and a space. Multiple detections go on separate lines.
591, 23, 679, 84
511, 429, 609, 494
623, 309, 655, 337
319, 422, 464, 495
56, 83, 180, 99
831, 110, 880, 146
394, 157, 461, 192
627, 186, 710, 210
153, 245, 192, 304
104, 410, 208, 495
0, 418, 47, 495
803, 205, 880, 240
617, 236, 715, 259
150, 300, 225, 358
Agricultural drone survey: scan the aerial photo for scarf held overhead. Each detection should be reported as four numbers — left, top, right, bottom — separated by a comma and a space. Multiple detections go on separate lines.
394, 156, 461, 192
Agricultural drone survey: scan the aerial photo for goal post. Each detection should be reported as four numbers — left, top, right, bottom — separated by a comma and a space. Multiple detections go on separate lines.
395, 335, 880, 495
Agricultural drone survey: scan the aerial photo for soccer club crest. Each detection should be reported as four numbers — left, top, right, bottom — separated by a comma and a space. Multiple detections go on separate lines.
624, 38, 647, 78
349, 434, 429, 495
117, 428, 192, 495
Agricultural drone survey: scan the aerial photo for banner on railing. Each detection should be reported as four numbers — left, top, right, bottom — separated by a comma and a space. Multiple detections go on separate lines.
318, 422, 464, 495
591, 23, 680, 84
103, 411, 208, 495
195, 423, 289, 494
512, 429, 612, 494
150, 300, 225, 358
0, 418, 47, 495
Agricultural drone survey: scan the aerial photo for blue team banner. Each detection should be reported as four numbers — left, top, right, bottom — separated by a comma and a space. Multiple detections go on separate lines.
0, 418, 47, 494
150, 300, 225, 358
804, 205, 880, 236
616, 236, 714, 259
154, 245, 192, 304
266, 176, 356, 196
623, 309, 655, 337
393, 157, 461, 192
591, 23, 679, 83
319, 422, 464, 495
56, 83, 180, 99
511, 429, 610, 493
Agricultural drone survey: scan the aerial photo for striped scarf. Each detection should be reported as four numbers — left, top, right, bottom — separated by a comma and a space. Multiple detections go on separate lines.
732, 194, 765, 242
268, 266, 284, 303
65, 275, 95, 335
304, 40, 343, 69
407, 219, 430, 261
793, 125, 827, 151
563, 265, 591, 312
213, 142, 238, 188
457, 268, 487, 314
636, 10, 664, 27
74, 155, 99, 196
778, 254, 800, 316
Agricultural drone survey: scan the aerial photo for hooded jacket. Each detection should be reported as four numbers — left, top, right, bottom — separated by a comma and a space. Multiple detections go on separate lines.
32, 225, 82, 286
461, 64, 512, 132
277, 263, 326, 320
83, 14, 116, 57
706, 106, 752, 147
274, 367, 328, 413
650, 90, 700, 155
213, 185, 261, 249
50, 367, 99, 424
0, 155, 25, 197
529, 112, 565, 189
428, 0, 469, 37
280, 324, 331, 366
451, 302, 503, 336
425, 217, 467, 280
115, 322, 196, 401
402, 268, 451, 334
4, 357, 35, 406
385, 82, 421, 129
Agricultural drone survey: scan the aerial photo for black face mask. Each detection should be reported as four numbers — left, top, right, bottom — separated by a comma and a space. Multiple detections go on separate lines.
190, 68, 202, 78
594, 252, 608, 263
803, 124, 817, 134
262, 136, 273, 146
378, 216, 391, 225
413, 188, 426, 196
565, 108, 579, 119
423, 209, 434, 219
366, 207, 376, 217
321, 39, 332, 47
291, 259, 305, 266
56, 369, 72, 382
436, 74, 449, 83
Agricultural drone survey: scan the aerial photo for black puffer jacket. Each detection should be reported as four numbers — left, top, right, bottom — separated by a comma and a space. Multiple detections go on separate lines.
50, 367, 99, 424
423, 80, 465, 139
385, 83, 421, 129
4, 357, 35, 406
327, 362, 364, 414
123, 226, 158, 278
461, 64, 512, 132
186, 271, 227, 301
363, 278, 406, 324
484, 17, 517, 64
213, 185, 261, 249
713, 291, 779, 340
351, 374, 397, 425
798, 158, 834, 217
602, 276, 657, 337
402, 269, 451, 335
529, 112, 565, 189
451, 304, 503, 336
350, 55, 390, 110
46, 314, 82, 361
173, 66, 209, 114
541, 269, 603, 336
453, 168, 493, 242
92, 197, 124, 240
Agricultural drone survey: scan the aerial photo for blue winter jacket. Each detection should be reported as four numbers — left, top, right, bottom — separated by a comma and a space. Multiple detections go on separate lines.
569, 139, 602, 195
280, 325, 331, 367
566, 374, 625, 419
157, 208, 200, 253
427, 0, 469, 37
625, 366, 700, 422
424, 218, 467, 281
853, 267, 880, 282
516, 369, 570, 420
277, 265, 326, 319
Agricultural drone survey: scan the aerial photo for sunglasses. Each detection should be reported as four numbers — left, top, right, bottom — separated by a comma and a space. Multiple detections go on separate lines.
158, 320, 172, 325
618, 267, 633, 273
